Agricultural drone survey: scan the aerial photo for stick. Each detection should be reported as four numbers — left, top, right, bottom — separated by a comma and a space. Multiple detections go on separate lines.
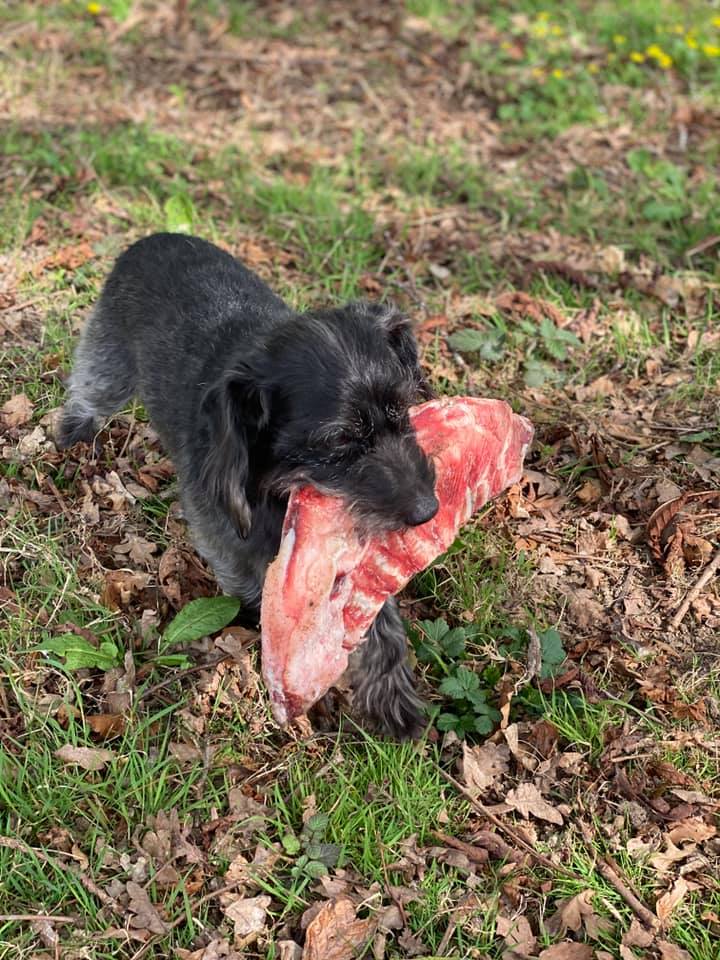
439, 770, 578, 879
0, 836, 121, 915
578, 821, 658, 930
671, 547, 720, 629
0, 915, 75, 923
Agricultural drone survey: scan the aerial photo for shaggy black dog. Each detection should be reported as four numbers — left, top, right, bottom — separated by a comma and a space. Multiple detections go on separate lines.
59, 233, 439, 737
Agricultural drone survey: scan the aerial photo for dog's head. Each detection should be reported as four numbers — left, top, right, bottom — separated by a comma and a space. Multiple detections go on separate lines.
200, 301, 438, 535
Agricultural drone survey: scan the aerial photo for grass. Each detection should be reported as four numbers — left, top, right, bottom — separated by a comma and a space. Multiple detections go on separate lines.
1, 0, 719, 955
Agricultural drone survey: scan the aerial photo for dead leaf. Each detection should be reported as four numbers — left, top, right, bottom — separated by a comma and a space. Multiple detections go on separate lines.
667, 818, 716, 844
126, 880, 168, 935
538, 945, 593, 960
546, 889, 610, 940
505, 783, 564, 825
54, 744, 115, 771
576, 478, 603, 504
462, 741, 510, 797
31, 240, 94, 276
85, 714, 126, 739
622, 919, 654, 948
650, 838, 696, 874
496, 913, 536, 956
1, 393, 34, 428
302, 897, 377, 960
113, 535, 158, 567
657, 941, 692, 960
224, 894, 271, 945
656, 877, 689, 925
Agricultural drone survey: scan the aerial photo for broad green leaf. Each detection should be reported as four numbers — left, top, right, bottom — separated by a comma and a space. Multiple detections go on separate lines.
438, 675, 464, 700
419, 619, 450, 644
304, 813, 330, 836
642, 200, 685, 222
539, 628, 566, 679
524, 358, 555, 387
304, 860, 328, 878
436, 712, 461, 732
163, 596, 241, 647
281, 833, 301, 855
38, 635, 120, 671
164, 193, 196, 233
448, 328, 505, 360
441, 627, 467, 659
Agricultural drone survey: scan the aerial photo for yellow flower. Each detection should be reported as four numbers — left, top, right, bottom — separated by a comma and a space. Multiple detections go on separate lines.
552, 67, 565, 78
532, 67, 545, 78
613, 34, 626, 45
646, 44, 664, 59
671, 24, 685, 34
86, 1, 102, 13
588, 62, 600, 73
538, 11, 550, 21
686, 34, 699, 49
658, 53, 673, 69
630, 51, 646, 63
550, 25, 563, 36
703, 43, 720, 56
534, 23, 549, 37
713, 16, 720, 28
501, 41, 511, 50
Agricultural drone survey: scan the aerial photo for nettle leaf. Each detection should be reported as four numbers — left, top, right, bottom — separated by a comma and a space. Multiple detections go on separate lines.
448, 328, 505, 361
38, 635, 121, 671
420, 619, 450, 644
282, 833, 301, 855
305, 842, 341, 868
304, 860, 329, 879
304, 813, 330, 837
642, 199, 686, 222
436, 712, 462, 733
539, 628, 566, 679
164, 193, 196, 233
163, 596, 241, 647
523, 358, 556, 387
438, 675, 465, 700
538, 317, 580, 361
441, 627, 467, 659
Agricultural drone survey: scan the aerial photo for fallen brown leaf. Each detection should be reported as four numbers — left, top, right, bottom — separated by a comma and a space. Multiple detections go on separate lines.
462, 740, 510, 798
126, 880, 168, 936
224, 894, 271, 945
85, 714, 126, 739
54, 745, 115, 771
656, 877, 689, 925
538, 944, 593, 960
1, 393, 34, 428
657, 940, 692, 960
505, 782, 564, 825
496, 913, 536, 956
302, 897, 377, 960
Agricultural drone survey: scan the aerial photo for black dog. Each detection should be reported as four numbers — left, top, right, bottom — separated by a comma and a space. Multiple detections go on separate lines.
59, 233, 438, 737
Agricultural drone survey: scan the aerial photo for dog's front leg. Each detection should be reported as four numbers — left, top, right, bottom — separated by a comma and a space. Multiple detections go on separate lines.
350, 596, 425, 739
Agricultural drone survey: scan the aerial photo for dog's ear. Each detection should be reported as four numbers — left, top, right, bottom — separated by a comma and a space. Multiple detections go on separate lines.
199, 372, 270, 537
374, 304, 434, 400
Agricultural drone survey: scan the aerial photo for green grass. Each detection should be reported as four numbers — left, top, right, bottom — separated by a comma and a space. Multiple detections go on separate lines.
2, 1, 720, 955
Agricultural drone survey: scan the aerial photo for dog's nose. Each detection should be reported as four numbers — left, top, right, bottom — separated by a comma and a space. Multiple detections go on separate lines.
404, 494, 439, 527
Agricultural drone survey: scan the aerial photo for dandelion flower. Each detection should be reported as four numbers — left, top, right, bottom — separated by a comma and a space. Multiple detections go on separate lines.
630, 51, 646, 63
686, 34, 699, 49
713, 16, 720, 28
87, 1, 102, 13
658, 53, 673, 69
588, 62, 600, 73
550, 25, 563, 36
613, 34, 626, 45
552, 67, 565, 78
538, 11, 550, 21
702, 43, 720, 56
671, 24, 685, 34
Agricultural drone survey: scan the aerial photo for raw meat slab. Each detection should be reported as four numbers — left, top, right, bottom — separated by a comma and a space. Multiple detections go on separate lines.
261, 397, 533, 724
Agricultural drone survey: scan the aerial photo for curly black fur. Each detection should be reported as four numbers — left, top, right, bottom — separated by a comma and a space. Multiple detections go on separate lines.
59, 233, 438, 737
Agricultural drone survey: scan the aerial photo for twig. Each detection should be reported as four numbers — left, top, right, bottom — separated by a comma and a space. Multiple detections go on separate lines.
0, 915, 75, 923
578, 821, 658, 930
137, 653, 229, 702
439, 770, 577, 879
671, 547, 720, 629
0, 836, 121, 915
432, 830, 488, 865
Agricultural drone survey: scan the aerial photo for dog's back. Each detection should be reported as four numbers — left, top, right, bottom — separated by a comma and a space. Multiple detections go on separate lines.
59, 233, 290, 454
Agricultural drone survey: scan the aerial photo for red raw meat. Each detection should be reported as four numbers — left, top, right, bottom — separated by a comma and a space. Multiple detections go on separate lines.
261, 397, 533, 724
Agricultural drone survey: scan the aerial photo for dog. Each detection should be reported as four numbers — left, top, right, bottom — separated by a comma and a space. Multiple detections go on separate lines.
59, 233, 439, 738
